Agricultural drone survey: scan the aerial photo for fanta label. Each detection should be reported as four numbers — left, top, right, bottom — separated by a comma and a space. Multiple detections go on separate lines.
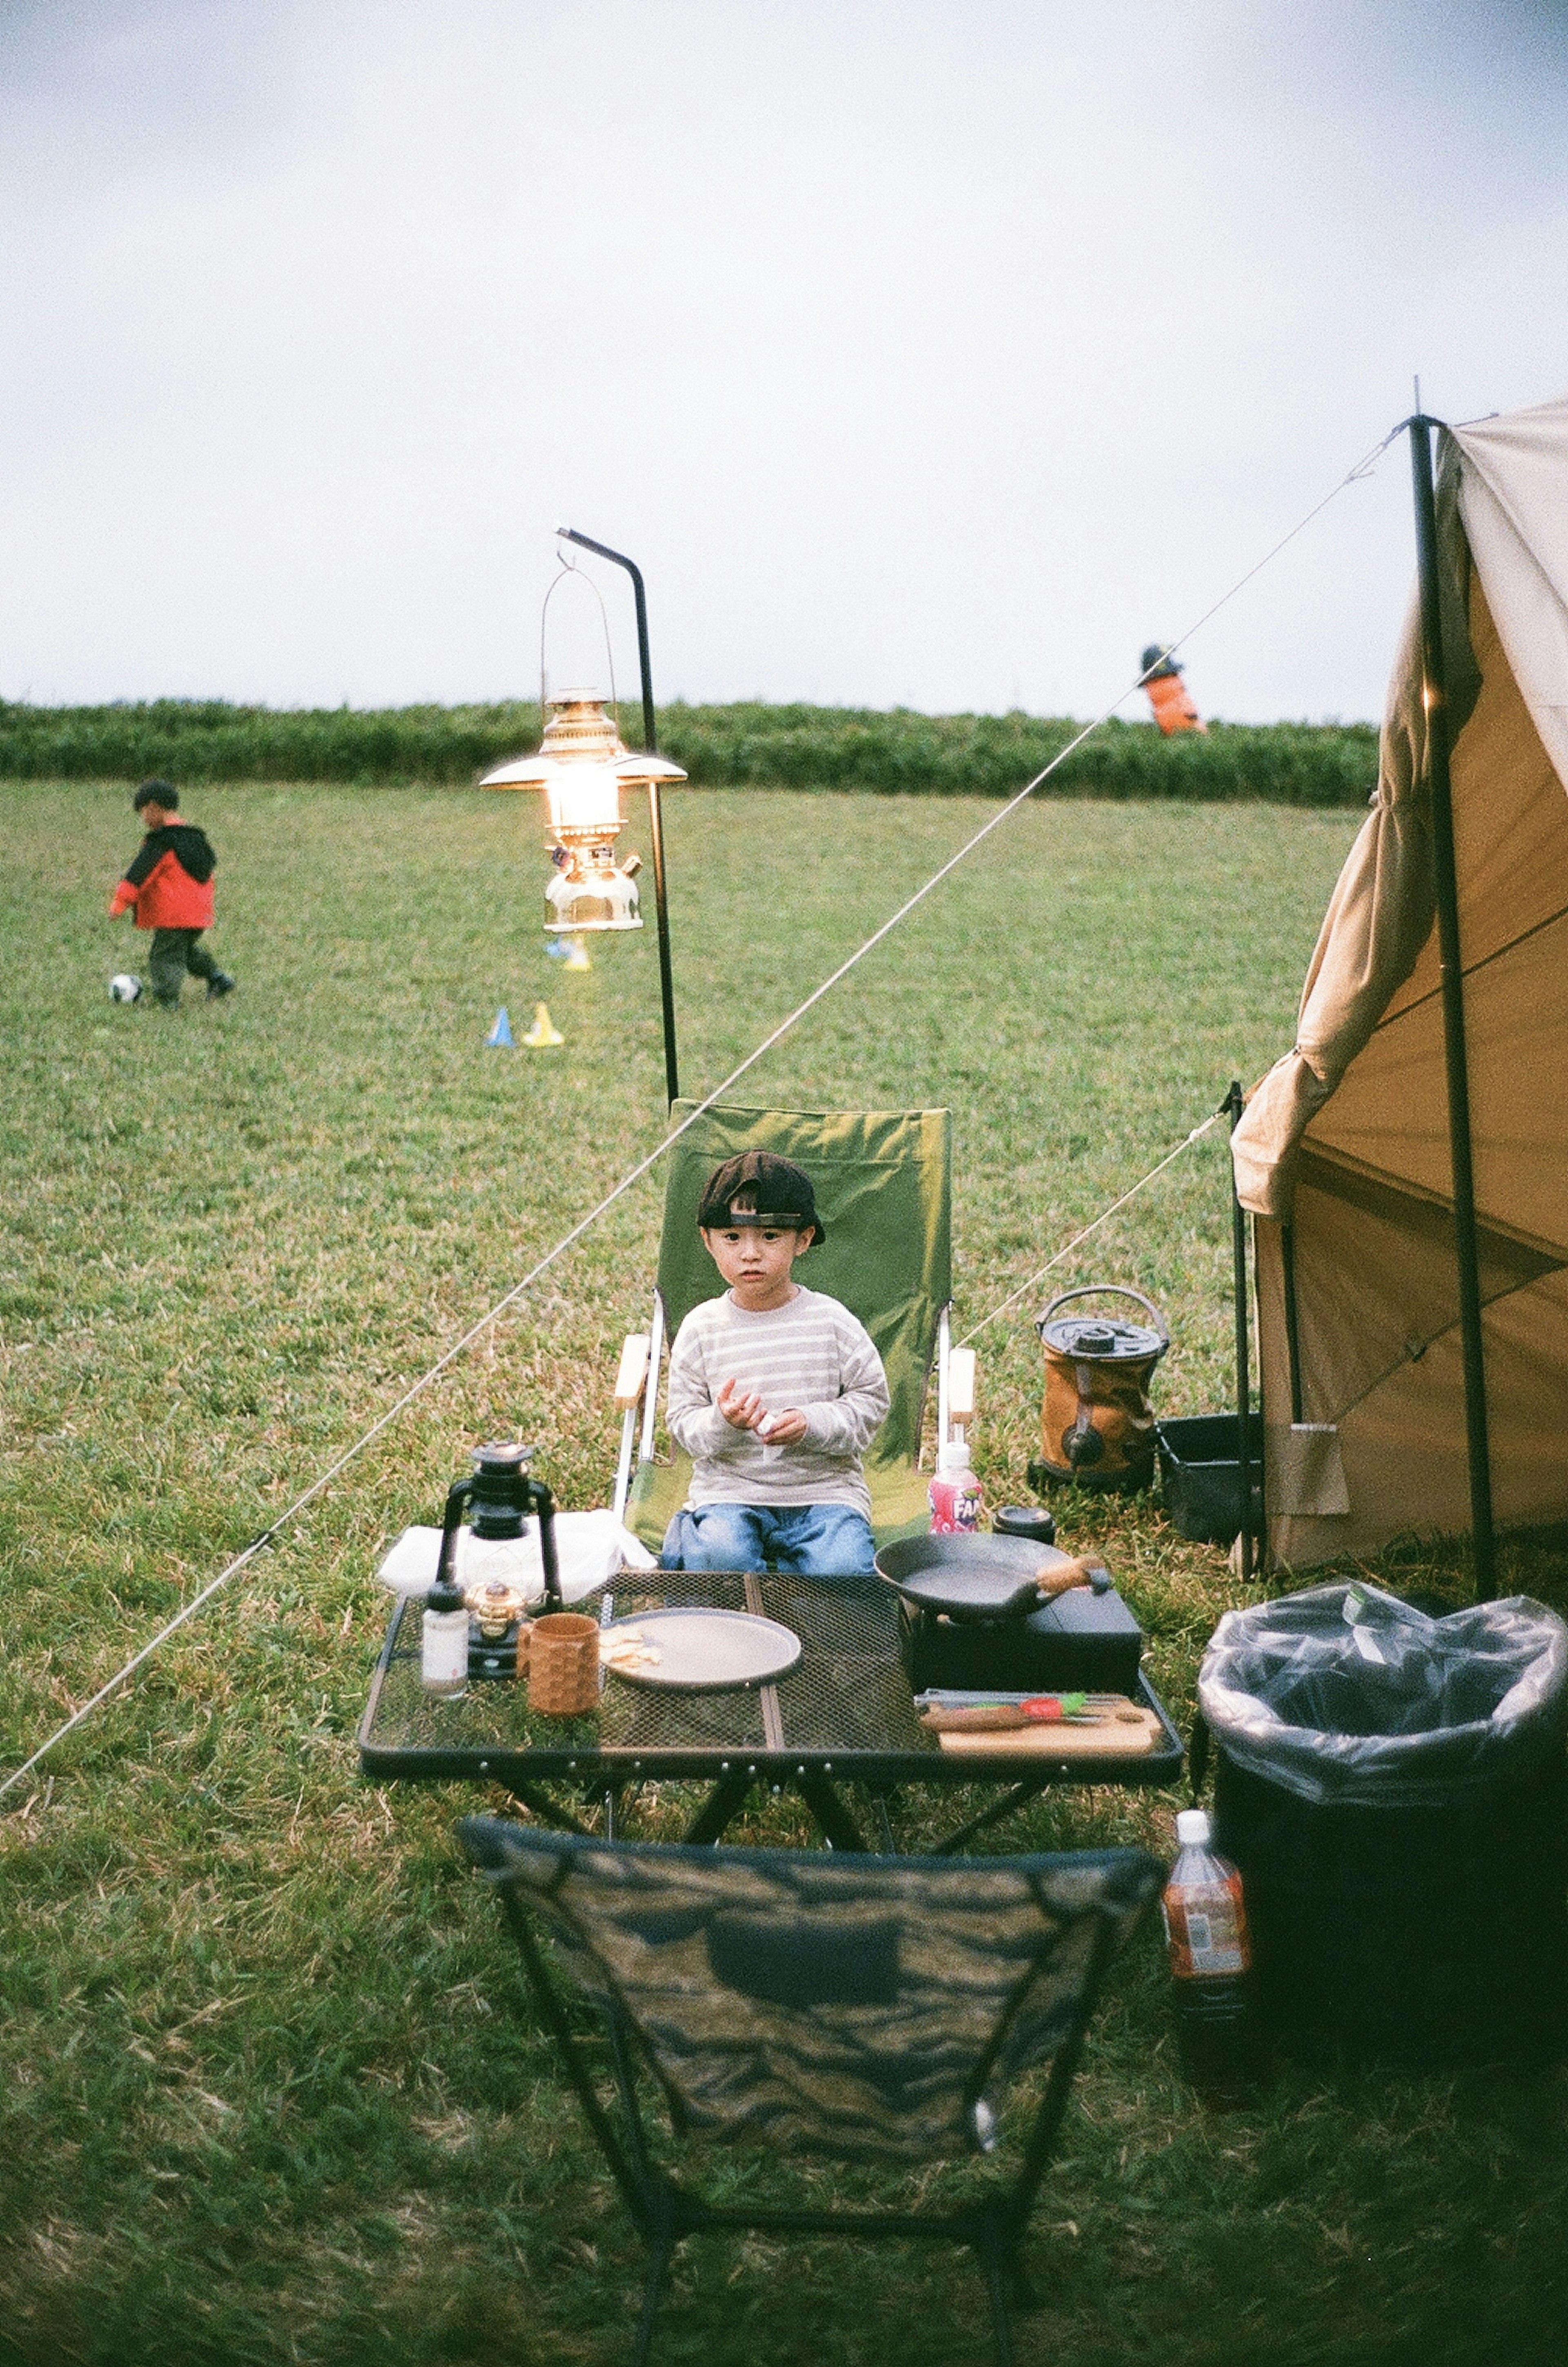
929, 1478, 983, 1534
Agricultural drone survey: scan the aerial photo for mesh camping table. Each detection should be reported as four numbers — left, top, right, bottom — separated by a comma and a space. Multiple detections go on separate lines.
358, 1571, 1184, 1853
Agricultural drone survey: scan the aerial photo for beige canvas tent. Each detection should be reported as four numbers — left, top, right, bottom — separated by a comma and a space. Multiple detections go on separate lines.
1232, 392, 1568, 1572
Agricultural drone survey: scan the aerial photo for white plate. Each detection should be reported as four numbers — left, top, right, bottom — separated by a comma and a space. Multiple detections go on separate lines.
600, 1608, 802, 1692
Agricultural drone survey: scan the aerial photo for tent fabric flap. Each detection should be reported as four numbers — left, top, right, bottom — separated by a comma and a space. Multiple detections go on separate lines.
1238, 393, 1568, 1566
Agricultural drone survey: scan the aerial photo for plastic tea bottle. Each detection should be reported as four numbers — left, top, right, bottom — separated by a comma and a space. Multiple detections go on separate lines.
421, 1563, 470, 1699
1162, 1808, 1261, 2102
929, 1438, 984, 1533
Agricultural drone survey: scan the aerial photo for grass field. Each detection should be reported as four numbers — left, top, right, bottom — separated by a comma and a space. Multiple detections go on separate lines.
4, 779, 1568, 2367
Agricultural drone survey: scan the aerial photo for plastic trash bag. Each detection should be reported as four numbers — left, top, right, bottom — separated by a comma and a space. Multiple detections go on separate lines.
1198, 1580, 1568, 1808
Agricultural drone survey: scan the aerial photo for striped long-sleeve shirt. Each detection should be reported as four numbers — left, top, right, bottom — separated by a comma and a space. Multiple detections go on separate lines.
665, 1285, 890, 1516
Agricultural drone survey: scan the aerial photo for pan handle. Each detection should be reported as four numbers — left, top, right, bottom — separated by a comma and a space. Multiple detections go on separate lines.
1036, 1284, 1169, 1349
1034, 1555, 1110, 1600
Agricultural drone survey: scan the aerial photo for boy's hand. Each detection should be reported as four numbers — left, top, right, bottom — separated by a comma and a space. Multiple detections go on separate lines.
715, 1381, 808, 1444
716, 1379, 767, 1432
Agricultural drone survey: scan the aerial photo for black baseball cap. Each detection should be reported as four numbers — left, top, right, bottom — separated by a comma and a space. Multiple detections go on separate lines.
697, 1151, 824, 1246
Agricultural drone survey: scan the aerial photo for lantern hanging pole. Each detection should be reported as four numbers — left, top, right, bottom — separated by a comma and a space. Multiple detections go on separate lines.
1406, 411, 1497, 1600
557, 527, 680, 1108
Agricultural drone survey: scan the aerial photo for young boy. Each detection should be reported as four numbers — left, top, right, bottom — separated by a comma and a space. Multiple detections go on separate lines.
661, 1150, 890, 1578
109, 780, 236, 1007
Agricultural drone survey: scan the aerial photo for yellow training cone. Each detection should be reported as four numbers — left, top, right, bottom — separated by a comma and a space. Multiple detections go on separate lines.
561, 935, 592, 972
521, 1001, 565, 1049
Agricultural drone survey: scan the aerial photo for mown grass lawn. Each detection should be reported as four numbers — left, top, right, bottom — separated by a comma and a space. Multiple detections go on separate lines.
3, 779, 1567, 2367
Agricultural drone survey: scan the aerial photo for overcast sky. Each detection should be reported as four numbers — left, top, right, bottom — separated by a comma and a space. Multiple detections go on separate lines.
3, 0, 1566, 722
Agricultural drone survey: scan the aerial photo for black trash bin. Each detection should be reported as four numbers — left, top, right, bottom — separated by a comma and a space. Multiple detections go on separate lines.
1198, 1581, 1568, 2066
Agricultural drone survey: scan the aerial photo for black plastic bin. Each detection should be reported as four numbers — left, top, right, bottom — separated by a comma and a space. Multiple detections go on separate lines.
1157, 1413, 1263, 1545
1215, 1747, 1568, 2064
1199, 1582, 1568, 2066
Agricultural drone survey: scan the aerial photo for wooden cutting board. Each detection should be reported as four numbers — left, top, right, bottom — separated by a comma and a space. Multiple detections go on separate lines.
935, 1709, 1163, 1759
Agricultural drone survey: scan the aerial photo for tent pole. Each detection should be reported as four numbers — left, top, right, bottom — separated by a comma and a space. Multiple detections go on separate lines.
1280, 1223, 1304, 1424
1226, 1081, 1253, 1583
1407, 415, 1498, 1600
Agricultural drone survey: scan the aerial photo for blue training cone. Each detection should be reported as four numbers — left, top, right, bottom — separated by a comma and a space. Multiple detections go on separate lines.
486, 1006, 514, 1048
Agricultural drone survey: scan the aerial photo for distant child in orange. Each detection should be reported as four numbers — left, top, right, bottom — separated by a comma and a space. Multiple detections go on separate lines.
109, 779, 236, 1008
1141, 646, 1206, 736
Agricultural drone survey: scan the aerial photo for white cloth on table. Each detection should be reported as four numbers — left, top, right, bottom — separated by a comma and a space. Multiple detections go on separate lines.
374, 1508, 657, 1605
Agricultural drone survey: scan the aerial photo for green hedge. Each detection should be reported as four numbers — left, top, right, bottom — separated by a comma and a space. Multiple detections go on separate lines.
0, 696, 1378, 806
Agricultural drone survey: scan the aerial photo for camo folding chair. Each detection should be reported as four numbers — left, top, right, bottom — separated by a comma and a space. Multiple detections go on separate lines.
458, 1816, 1163, 2365
610, 1103, 973, 1558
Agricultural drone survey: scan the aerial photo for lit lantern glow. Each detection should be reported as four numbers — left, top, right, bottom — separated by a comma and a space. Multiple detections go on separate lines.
479, 693, 687, 933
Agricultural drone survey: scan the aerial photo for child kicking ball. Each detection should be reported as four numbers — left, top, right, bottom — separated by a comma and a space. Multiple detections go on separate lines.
109, 780, 236, 1008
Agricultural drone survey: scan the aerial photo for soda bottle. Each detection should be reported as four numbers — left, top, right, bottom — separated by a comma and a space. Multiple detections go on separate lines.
929, 1438, 984, 1533
1162, 1808, 1262, 2103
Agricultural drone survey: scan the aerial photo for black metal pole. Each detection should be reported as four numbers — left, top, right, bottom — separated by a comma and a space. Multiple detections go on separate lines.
1225, 1081, 1253, 1582
641, 778, 679, 1110
557, 526, 680, 1108
1280, 1223, 1304, 1424
1407, 416, 1497, 1599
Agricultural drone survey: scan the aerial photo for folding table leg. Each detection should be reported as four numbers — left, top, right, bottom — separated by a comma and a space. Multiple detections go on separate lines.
500, 1781, 592, 1836
793, 1773, 868, 1852
933, 1779, 1052, 1856
681, 1771, 753, 1845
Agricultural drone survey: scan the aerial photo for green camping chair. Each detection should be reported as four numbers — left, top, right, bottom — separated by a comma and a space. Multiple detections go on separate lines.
610, 1105, 974, 1562
458, 1816, 1163, 2365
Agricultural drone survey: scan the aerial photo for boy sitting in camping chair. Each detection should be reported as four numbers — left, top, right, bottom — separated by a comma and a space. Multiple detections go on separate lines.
612, 1103, 971, 1572
660, 1150, 889, 1578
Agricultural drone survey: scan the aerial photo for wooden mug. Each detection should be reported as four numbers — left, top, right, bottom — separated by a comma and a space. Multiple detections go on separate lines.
527, 1611, 599, 1716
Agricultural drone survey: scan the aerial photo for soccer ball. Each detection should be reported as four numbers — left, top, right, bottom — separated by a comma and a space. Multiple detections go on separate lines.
109, 973, 143, 1004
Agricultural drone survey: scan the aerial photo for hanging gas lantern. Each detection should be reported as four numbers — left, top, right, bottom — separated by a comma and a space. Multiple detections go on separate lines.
479, 530, 686, 1109
479, 692, 687, 933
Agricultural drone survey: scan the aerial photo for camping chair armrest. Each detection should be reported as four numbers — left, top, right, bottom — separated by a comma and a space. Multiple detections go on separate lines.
615, 1333, 651, 1413
612, 1334, 652, 1524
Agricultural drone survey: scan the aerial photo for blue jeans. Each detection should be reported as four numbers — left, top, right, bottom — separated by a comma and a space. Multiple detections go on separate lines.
662, 1502, 877, 1580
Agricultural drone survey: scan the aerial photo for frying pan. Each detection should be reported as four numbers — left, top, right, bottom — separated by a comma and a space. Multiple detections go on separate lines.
875, 1532, 1111, 1624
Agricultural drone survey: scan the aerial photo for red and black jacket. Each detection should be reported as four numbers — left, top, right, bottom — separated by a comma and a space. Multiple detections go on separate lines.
110, 824, 217, 930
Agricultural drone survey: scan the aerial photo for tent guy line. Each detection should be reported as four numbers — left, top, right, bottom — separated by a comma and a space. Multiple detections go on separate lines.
955, 1112, 1226, 1348
1128, 418, 1404, 692
0, 422, 1398, 1807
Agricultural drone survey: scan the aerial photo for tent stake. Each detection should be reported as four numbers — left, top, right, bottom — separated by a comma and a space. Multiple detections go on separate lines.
1407, 416, 1498, 1600
1226, 1081, 1253, 1583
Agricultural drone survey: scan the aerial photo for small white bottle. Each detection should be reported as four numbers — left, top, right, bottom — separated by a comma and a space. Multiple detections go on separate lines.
421, 1564, 470, 1699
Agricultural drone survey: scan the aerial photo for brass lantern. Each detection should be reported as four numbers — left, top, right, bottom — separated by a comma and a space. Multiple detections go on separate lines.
479, 693, 687, 934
